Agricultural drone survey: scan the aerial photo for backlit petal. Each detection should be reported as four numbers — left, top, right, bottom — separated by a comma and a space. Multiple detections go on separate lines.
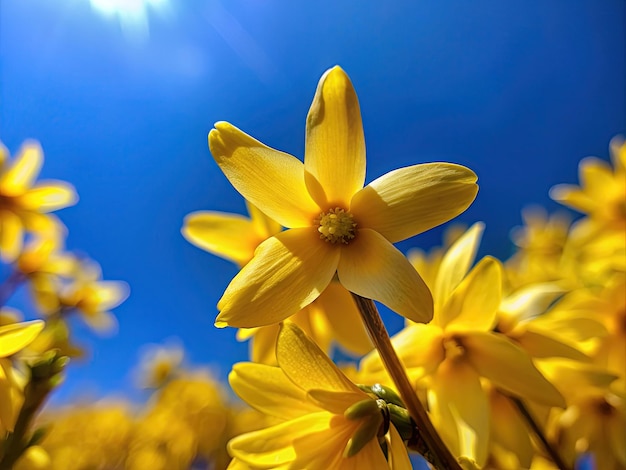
229, 363, 320, 420
0, 141, 42, 196
351, 163, 478, 243
277, 322, 360, 394
0, 209, 23, 262
463, 331, 565, 407
209, 122, 320, 228
17, 182, 78, 212
247, 202, 283, 239
304, 66, 365, 208
0, 320, 45, 357
431, 359, 489, 466
387, 424, 412, 470
441, 256, 501, 331
337, 229, 433, 323
215, 228, 339, 328
182, 211, 263, 266
313, 282, 373, 355
433, 222, 484, 312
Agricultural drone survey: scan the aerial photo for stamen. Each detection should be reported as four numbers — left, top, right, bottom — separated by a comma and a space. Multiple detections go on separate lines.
315, 207, 357, 244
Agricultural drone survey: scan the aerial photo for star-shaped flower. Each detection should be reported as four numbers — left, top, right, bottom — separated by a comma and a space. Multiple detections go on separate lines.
209, 66, 478, 328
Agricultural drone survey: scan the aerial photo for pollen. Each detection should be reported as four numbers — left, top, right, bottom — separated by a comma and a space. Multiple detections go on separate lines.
315, 207, 357, 244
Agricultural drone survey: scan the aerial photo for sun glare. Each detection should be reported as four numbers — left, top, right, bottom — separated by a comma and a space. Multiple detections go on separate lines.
89, 0, 167, 43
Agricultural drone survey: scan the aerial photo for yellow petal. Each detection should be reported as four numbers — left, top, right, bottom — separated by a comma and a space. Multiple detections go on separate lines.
463, 331, 565, 407
515, 329, 590, 361
0, 320, 44, 357
246, 325, 280, 365
81, 281, 130, 312
277, 322, 361, 394
0, 141, 42, 197
350, 163, 478, 243
313, 282, 373, 356
81, 310, 118, 335
431, 358, 489, 466
441, 256, 501, 331
16, 182, 78, 212
304, 66, 366, 208
229, 363, 320, 420
209, 122, 320, 228
308, 389, 367, 414
337, 228, 433, 323
489, 389, 534, 469
0, 209, 23, 262
387, 424, 412, 470
215, 228, 339, 328
182, 211, 263, 266
433, 222, 484, 312
227, 412, 332, 467
247, 201, 283, 239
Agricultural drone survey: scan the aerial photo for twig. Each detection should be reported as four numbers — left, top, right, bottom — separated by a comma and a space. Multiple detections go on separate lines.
351, 293, 461, 470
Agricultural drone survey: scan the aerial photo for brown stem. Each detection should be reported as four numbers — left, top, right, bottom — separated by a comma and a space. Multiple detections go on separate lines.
506, 394, 571, 470
351, 293, 461, 470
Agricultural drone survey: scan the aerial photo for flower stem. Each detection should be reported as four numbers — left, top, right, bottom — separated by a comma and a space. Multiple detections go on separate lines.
507, 394, 571, 470
351, 293, 461, 470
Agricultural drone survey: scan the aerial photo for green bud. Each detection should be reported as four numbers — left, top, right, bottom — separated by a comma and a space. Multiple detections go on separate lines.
387, 403, 415, 441
343, 413, 383, 458
344, 398, 380, 420
370, 384, 405, 407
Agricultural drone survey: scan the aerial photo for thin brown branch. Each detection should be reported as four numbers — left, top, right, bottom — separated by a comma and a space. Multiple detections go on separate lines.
351, 293, 461, 470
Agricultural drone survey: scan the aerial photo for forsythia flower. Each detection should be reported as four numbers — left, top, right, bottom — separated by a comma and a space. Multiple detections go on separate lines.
0, 140, 77, 262
0, 319, 44, 433
183, 202, 371, 362
209, 66, 478, 328
227, 322, 411, 469
362, 224, 565, 465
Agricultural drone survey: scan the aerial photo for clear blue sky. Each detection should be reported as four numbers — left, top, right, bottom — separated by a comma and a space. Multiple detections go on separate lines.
1, 0, 624, 403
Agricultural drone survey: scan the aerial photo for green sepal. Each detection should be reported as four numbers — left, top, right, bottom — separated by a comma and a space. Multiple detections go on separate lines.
387, 403, 415, 441
343, 412, 384, 458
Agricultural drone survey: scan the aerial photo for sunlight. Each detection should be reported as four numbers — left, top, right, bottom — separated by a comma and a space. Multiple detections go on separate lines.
89, 0, 168, 43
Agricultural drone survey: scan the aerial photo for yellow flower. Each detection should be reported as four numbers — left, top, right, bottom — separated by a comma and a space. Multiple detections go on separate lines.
227, 322, 411, 469
184, 200, 372, 361
550, 136, 626, 230
0, 319, 44, 433
0, 140, 77, 262
362, 224, 564, 465
210, 66, 478, 328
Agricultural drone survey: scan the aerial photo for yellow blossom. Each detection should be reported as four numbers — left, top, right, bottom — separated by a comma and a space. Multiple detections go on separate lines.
362, 224, 564, 465
209, 66, 478, 328
0, 140, 77, 262
550, 136, 626, 230
227, 322, 411, 469
184, 201, 372, 361
0, 319, 44, 433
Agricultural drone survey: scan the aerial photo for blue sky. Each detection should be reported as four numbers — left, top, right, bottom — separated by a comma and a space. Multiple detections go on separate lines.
1, 0, 624, 403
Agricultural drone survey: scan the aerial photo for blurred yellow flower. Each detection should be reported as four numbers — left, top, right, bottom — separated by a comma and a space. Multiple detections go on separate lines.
210, 66, 478, 328
550, 136, 626, 231
227, 322, 411, 469
362, 224, 564, 465
0, 141, 77, 262
0, 319, 44, 433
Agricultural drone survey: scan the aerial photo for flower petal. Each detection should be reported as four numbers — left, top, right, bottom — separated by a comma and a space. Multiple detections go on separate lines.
247, 202, 283, 239
430, 358, 490, 466
16, 182, 78, 212
337, 228, 433, 323
209, 122, 320, 228
441, 256, 501, 331
182, 211, 264, 266
463, 331, 565, 407
277, 322, 361, 394
229, 362, 320, 420
304, 66, 366, 208
227, 412, 331, 467
0, 320, 45, 357
387, 424, 413, 470
215, 228, 339, 328
351, 163, 478, 243
0, 209, 23, 262
0, 141, 42, 197
313, 282, 373, 356
433, 222, 484, 311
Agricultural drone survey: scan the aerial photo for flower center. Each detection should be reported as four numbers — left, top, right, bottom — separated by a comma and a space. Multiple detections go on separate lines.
315, 207, 357, 244
443, 336, 465, 361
